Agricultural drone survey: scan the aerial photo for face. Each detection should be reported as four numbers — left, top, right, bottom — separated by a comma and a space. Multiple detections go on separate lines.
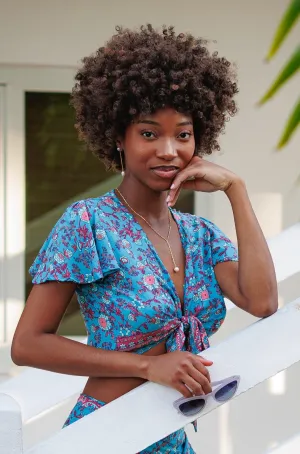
118, 108, 195, 191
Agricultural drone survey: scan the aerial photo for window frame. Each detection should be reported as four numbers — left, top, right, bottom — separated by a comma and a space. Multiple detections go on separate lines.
0, 66, 75, 341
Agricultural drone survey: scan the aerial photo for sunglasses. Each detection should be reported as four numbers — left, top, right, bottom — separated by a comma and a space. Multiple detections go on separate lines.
173, 375, 240, 417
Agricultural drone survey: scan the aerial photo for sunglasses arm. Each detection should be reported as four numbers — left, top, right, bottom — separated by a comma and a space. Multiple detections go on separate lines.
210, 375, 240, 388
210, 379, 225, 387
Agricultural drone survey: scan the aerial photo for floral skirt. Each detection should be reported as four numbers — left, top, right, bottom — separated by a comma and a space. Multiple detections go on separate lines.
63, 393, 196, 453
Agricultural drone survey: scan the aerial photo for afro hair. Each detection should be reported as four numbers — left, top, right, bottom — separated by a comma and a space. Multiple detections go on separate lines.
71, 24, 238, 171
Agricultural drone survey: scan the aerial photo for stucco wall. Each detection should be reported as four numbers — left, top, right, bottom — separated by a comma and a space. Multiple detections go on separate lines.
1, 0, 299, 229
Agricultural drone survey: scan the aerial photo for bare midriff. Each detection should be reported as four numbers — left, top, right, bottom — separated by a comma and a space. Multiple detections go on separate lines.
82, 340, 167, 403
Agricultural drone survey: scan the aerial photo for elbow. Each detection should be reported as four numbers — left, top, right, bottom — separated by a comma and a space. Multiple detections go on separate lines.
11, 339, 25, 366
264, 299, 278, 317
250, 298, 278, 318
11, 334, 33, 366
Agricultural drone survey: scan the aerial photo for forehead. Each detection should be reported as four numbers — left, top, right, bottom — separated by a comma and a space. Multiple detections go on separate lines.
135, 108, 193, 126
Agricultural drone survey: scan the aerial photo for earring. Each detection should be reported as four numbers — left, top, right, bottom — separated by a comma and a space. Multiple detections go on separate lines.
117, 147, 125, 176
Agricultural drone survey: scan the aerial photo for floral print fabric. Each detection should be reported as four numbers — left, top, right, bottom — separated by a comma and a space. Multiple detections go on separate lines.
30, 189, 238, 451
30, 189, 238, 355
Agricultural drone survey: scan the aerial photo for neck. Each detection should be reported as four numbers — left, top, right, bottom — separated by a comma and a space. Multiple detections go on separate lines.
116, 177, 170, 222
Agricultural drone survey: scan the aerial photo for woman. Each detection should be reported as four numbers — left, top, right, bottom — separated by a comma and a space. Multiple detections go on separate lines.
11, 25, 278, 453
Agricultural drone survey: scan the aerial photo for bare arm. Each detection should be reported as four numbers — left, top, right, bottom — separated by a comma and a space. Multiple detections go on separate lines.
11, 281, 214, 397
11, 282, 149, 378
215, 179, 278, 318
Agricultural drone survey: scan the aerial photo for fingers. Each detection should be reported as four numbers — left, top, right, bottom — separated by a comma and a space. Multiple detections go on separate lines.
167, 186, 181, 207
168, 168, 204, 207
176, 354, 212, 396
167, 177, 194, 207
192, 357, 212, 383
170, 168, 199, 192
154, 351, 214, 399
198, 356, 214, 366
176, 382, 193, 398
176, 367, 212, 397
183, 375, 205, 396
188, 368, 212, 394
180, 179, 197, 191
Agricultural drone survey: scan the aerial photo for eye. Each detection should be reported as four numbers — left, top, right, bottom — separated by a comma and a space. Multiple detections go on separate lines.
141, 130, 156, 139
178, 131, 192, 140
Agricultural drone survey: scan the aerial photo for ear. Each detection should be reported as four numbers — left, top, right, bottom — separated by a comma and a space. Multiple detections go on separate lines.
116, 138, 124, 151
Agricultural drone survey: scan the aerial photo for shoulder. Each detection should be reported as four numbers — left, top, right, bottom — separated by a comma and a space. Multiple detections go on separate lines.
174, 210, 238, 265
62, 191, 117, 224
172, 209, 219, 233
172, 209, 235, 249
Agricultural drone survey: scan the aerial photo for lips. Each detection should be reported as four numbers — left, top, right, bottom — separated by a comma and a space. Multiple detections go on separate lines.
151, 166, 180, 179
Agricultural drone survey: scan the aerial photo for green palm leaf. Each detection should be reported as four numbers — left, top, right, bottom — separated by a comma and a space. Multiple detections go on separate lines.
259, 46, 300, 105
266, 0, 300, 61
277, 98, 300, 149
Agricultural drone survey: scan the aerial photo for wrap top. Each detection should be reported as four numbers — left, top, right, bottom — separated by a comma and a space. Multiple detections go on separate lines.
30, 190, 238, 355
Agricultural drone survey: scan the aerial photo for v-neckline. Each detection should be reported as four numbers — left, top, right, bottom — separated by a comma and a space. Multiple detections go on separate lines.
111, 189, 188, 314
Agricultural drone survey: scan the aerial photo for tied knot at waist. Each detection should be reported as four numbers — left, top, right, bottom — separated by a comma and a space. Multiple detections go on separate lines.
181, 315, 193, 331
115, 314, 210, 354
167, 314, 210, 353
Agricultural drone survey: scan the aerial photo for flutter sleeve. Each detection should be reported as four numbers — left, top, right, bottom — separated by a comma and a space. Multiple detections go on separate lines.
201, 218, 238, 266
29, 201, 119, 284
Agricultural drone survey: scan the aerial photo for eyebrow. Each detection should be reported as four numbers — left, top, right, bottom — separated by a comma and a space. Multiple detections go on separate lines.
136, 120, 193, 126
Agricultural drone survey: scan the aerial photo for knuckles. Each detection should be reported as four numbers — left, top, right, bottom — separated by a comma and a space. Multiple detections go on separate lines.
194, 385, 204, 395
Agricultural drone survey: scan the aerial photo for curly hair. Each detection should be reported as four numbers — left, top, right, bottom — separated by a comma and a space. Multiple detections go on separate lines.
71, 24, 238, 171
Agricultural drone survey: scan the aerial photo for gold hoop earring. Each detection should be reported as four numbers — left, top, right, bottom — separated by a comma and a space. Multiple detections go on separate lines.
117, 147, 125, 176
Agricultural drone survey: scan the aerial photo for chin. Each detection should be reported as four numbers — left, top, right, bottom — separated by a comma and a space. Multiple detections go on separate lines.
138, 173, 172, 193
148, 180, 172, 193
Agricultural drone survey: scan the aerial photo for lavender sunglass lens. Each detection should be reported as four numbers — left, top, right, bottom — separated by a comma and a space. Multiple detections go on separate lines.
215, 380, 238, 402
179, 398, 206, 416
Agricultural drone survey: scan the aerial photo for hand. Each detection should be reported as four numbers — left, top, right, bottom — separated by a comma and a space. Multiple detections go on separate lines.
145, 351, 213, 397
167, 156, 242, 207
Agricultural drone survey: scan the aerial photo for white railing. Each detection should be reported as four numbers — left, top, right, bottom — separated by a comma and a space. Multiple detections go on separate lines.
0, 394, 22, 453
0, 337, 87, 420
1, 298, 300, 454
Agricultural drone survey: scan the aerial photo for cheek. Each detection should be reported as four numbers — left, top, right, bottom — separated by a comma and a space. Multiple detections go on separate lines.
125, 144, 152, 169
182, 142, 196, 163
122, 138, 144, 166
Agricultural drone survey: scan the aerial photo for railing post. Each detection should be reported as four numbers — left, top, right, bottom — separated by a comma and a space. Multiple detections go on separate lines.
0, 393, 23, 454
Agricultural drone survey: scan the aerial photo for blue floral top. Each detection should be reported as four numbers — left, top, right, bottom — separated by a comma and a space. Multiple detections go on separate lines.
29, 190, 238, 355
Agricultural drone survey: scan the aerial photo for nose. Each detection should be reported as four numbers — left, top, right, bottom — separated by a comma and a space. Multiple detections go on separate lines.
156, 139, 177, 160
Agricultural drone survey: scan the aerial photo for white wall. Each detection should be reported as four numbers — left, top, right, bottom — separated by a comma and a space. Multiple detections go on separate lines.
1, 0, 299, 227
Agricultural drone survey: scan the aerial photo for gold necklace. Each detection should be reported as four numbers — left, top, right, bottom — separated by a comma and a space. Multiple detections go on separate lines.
115, 188, 180, 273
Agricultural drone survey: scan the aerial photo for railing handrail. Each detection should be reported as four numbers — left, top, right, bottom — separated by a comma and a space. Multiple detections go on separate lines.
1, 222, 300, 453
21, 298, 300, 454
0, 336, 87, 421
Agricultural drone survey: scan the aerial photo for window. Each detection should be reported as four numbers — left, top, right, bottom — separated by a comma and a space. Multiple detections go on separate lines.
25, 92, 116, 334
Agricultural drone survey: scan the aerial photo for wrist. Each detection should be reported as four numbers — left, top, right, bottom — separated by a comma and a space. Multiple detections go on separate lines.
136, 355, 153, 380
224, 177, 246, 199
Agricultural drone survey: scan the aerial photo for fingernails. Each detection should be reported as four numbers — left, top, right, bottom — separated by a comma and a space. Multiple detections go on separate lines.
166, 195, 170, 203
170, 184, 175, 189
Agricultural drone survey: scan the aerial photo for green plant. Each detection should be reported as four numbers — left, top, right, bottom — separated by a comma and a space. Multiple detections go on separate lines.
258, 0, 300, 149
